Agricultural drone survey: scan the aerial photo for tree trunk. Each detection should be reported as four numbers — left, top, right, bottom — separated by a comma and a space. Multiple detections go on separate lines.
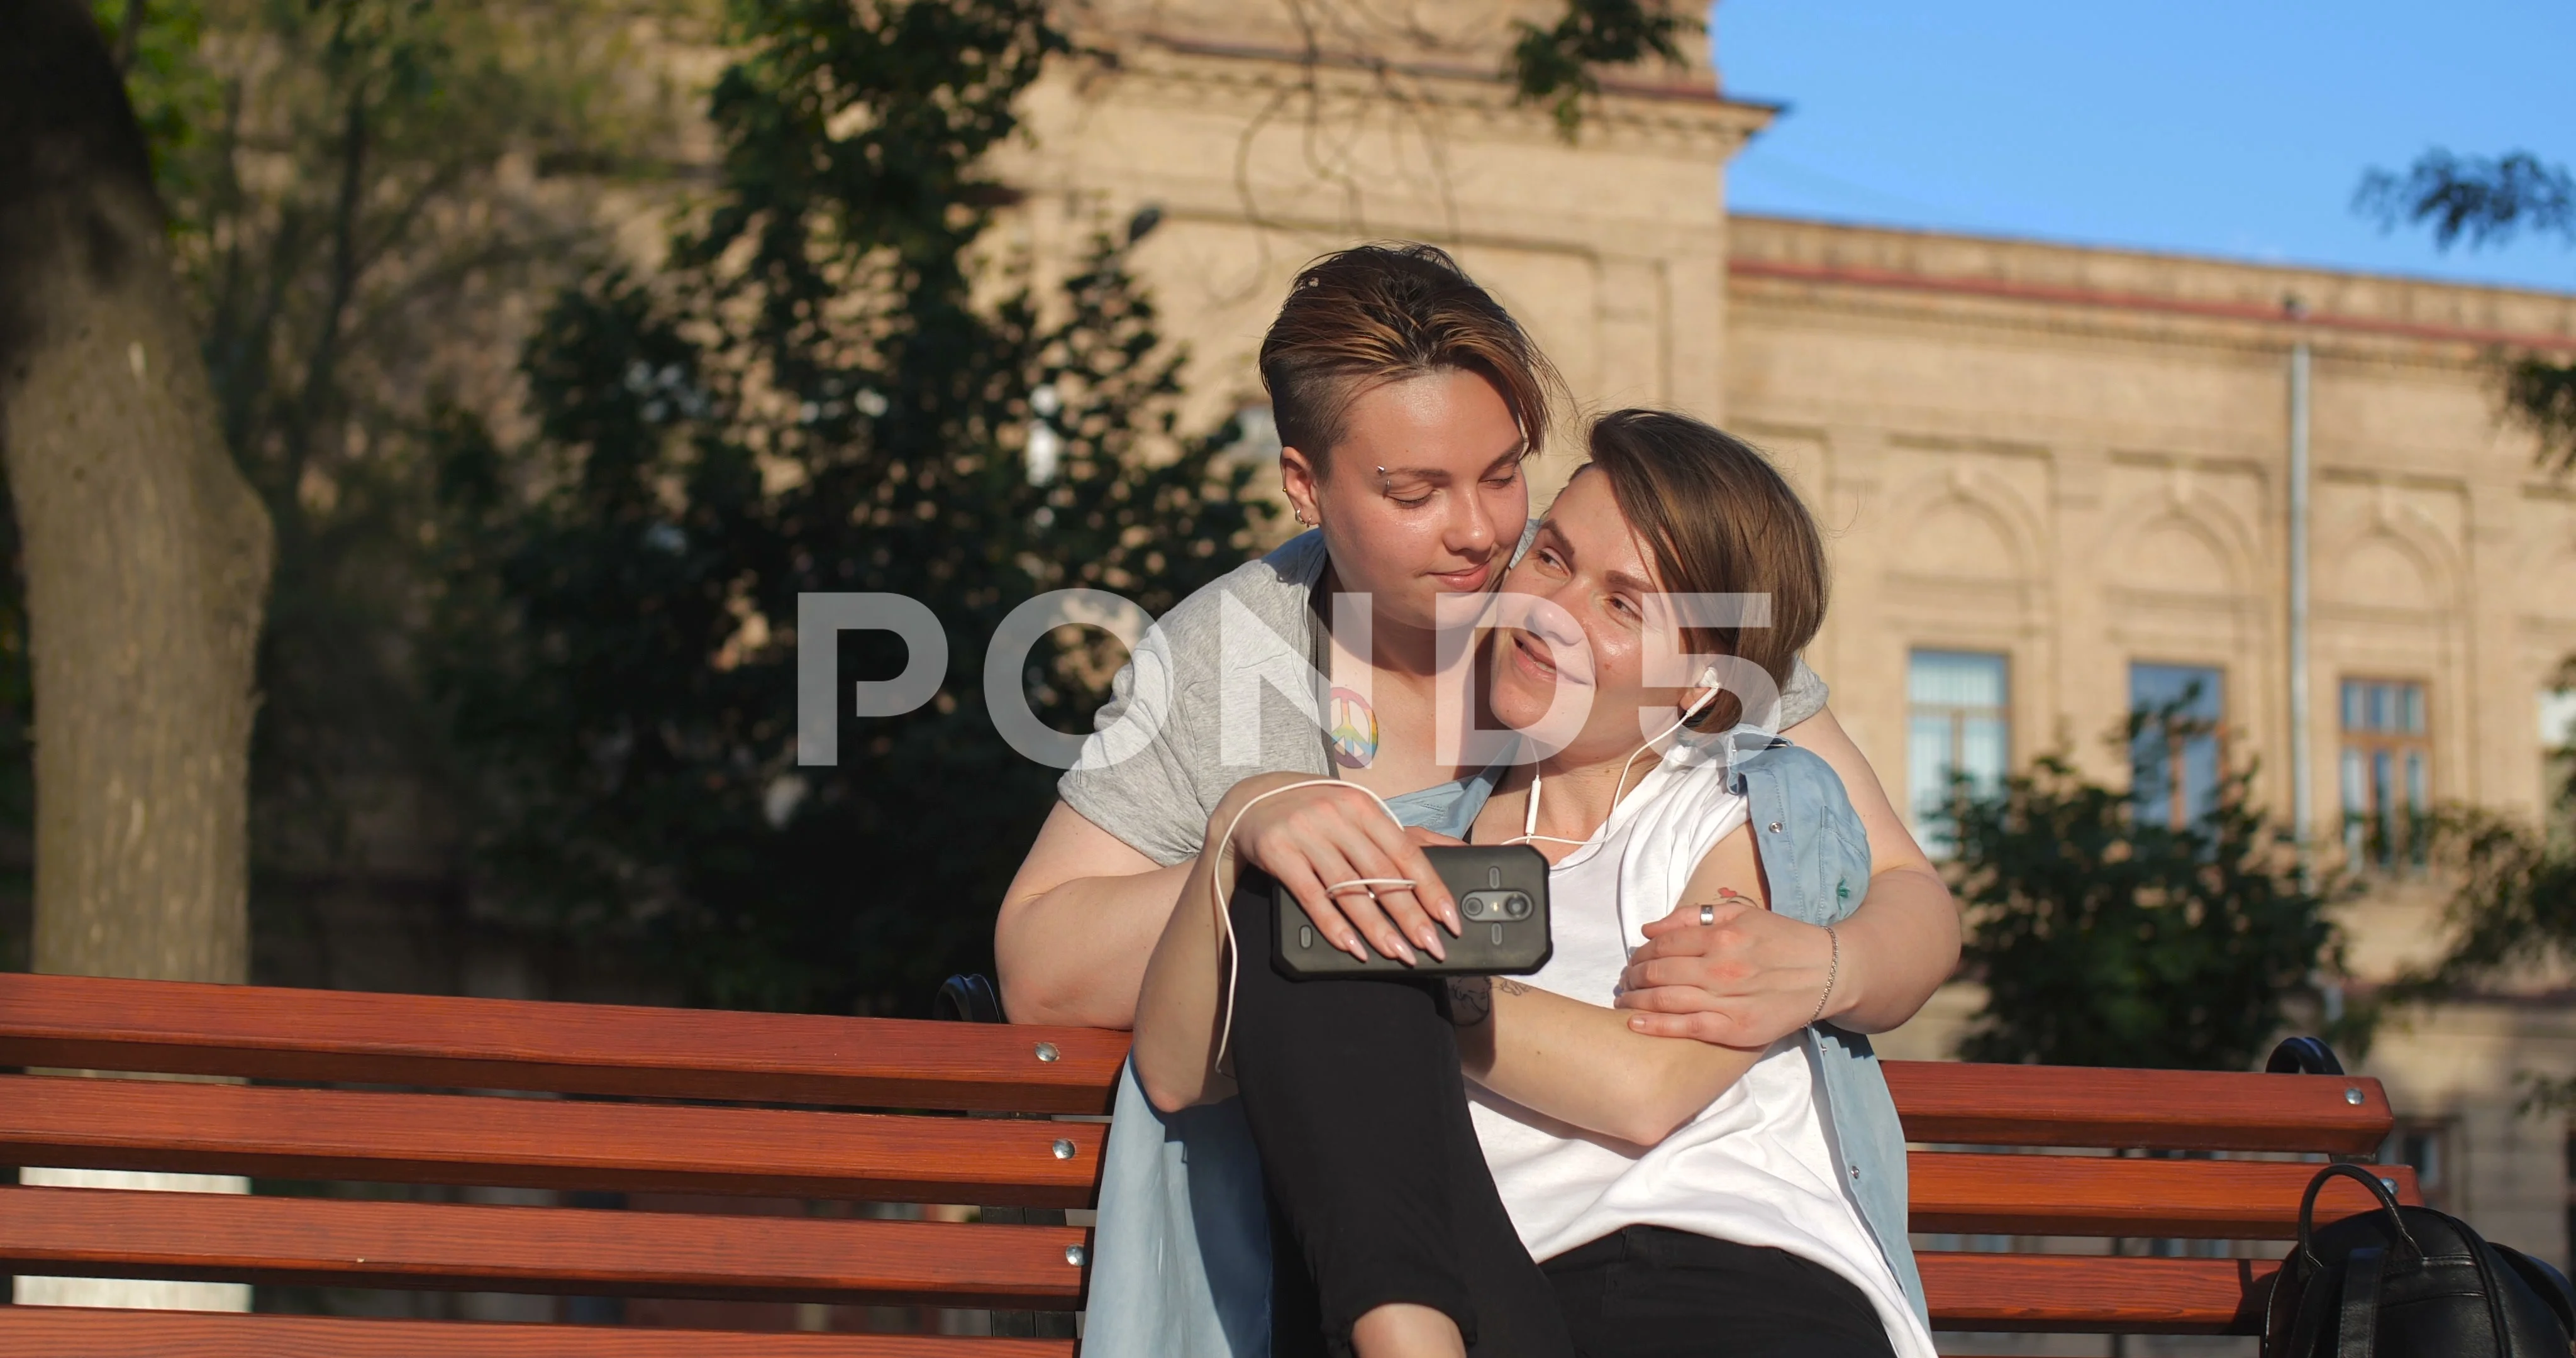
1, 1, 275, 1313
0, 0, 274, 987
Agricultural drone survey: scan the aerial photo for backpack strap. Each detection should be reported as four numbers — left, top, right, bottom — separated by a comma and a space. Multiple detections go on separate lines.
2336, 1245, 2385, 1358
2279, 1254, 2336, 1358
2299, 1164, 2421, 1270
2497, 1244, 2576, 1338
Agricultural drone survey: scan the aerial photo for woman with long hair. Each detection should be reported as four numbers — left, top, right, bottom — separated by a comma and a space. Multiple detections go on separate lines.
1132, 411, 1933, 1358
995, 245, 1953, 1355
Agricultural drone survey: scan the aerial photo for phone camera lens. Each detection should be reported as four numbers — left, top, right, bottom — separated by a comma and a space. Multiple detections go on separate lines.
1502, 893, 1532, 920
1462, 894, 1490, 920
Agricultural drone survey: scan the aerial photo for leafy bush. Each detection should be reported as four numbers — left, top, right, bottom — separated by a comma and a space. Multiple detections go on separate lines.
428, 0, 1263, 1013
1943, 709, 2353, 1070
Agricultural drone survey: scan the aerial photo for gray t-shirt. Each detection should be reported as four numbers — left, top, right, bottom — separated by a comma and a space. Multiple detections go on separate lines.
1058, 530, 1828, 866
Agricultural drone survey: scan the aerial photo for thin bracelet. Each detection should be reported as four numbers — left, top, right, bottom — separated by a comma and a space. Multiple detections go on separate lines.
1807, 923, 1841, 1027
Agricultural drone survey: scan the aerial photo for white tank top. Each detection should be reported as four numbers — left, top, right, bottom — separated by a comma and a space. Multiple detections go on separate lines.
1467, 754, 1937, 1358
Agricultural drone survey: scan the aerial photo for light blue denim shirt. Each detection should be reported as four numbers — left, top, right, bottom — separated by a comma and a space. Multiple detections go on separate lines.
1081, 734, 1919, 1357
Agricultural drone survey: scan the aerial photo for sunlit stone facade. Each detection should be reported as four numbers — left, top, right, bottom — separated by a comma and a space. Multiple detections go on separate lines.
1012, 0, 2576, 1305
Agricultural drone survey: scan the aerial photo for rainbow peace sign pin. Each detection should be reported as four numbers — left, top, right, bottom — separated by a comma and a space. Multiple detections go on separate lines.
1327, 686, 1378, 770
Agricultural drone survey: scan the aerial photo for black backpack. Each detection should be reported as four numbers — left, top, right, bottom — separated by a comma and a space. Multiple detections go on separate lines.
2263, 1162, 2576, 1357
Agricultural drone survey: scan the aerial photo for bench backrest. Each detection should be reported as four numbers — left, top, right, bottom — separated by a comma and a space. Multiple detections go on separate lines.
0, 972, 2411, 1353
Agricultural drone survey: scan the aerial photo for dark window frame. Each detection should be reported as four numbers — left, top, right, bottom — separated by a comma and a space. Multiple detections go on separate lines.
2131, 662, 2228, 830
2341, 676, 2431, 869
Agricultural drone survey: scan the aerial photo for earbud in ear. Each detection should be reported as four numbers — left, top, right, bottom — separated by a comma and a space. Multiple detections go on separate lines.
1681, 671, 1723, 720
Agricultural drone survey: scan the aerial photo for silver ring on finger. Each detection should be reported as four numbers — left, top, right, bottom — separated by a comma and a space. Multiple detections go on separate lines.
1700, 902, 1716, 926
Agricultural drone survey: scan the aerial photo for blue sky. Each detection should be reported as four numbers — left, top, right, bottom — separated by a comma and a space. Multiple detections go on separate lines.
1713, 1, 2576, 294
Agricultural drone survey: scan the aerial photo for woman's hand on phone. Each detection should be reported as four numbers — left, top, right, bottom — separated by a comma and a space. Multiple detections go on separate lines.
1613, 895, 1840, 1046
1208, 773, 1460, 965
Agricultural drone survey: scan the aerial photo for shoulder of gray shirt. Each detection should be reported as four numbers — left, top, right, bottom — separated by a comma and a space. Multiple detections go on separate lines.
1055, 533, 1331, 865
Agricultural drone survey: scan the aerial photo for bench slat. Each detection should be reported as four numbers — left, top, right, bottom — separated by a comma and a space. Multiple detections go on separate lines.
1921, 1251, 2275, 1333
0, 973, 1124, 1115
1913, 1152, 2420, 1237
0, 1076, 2417, 1230
0, 973, 2419, 1348
0, 1309, 1074, 1356
0, 975, 2401, 1155
0, 1184, 1087, 1308
0, 1193, 2323, 1337
0, 1075, 1103, 1208
1887, 1062, 2392, 1155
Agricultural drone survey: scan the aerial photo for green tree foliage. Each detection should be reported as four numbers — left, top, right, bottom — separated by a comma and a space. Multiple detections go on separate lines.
1943, 707, 2349, 1070
87, 1, 221, 182
2358, 150, 2573, 250
2386, 811, 2576, 1005
428, 0, 1263, 1013
2357, 148, 2576, 469
2374, 805, 2576, 1113
2360, 150, 2576, 1095
1508, 0, 1699, 137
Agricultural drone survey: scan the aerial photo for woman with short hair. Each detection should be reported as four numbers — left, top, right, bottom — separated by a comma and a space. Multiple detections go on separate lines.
996, 244, 1954, 1357
1133, 411, 1936, 1358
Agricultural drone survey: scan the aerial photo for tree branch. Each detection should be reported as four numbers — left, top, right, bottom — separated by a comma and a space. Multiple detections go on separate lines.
279, 80, 372, 540
1507, 0, 1699, 139
2353, 149, 2576, 471
2505, 355, 2576, 475
2354, 148, 2575, 251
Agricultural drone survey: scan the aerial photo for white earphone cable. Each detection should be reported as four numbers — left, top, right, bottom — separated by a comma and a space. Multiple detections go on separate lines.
1207, 778, 1409, 1070
1505, 668, 1724, 851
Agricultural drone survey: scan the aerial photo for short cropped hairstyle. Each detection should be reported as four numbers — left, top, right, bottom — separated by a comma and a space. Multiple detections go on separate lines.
1580, 410, 1829, 733
1257, 243, 1560, 472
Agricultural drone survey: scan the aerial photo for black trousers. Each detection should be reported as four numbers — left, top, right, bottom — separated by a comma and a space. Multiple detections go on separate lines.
1225, 876, 1897, 1358
1546, 1227, 1898, 1358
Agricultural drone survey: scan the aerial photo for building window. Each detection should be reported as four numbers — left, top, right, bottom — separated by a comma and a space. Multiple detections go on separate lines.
2385, 1121, 2449, 1213
2341, 678, 2429, 868
2541, 689, 2576, 818
1909, 651, 2010, 854
2132, 663, 2225, 829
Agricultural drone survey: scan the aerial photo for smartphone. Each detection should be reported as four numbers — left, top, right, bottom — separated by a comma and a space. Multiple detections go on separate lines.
1271, 844, 1551, 980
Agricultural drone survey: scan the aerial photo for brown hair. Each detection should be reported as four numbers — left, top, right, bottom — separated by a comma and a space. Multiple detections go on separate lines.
1580, 410, 1829, 732
1258, 243, 1560, 472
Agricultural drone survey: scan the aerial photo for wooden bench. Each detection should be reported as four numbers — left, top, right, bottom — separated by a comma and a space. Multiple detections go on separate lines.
0, 971, 2416, 1353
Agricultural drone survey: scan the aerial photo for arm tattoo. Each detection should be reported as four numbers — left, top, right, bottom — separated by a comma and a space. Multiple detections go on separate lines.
1443, 977, 1493, 1027
1494, 978, 1534, 997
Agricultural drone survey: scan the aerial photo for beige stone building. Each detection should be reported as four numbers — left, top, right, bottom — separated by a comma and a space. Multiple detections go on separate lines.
1009, 0, 2576, 1332
1727, 213, 2576, 1294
